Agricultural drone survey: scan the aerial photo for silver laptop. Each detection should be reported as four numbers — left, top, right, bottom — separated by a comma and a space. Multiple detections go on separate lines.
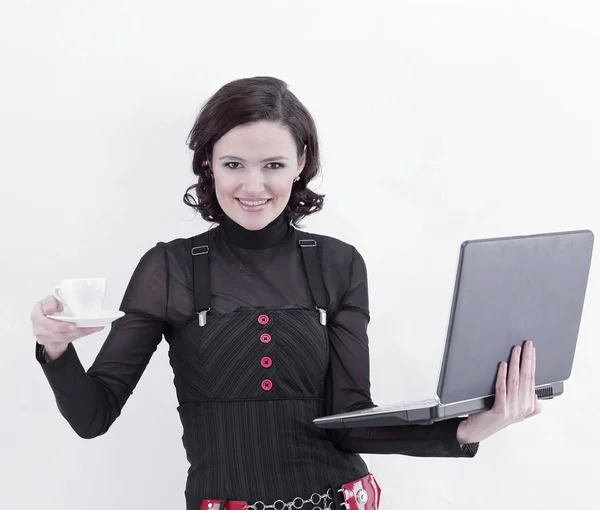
313, 229, 594, 429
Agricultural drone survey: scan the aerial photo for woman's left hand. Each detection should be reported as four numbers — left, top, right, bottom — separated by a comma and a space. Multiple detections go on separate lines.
457, 340, 543, 445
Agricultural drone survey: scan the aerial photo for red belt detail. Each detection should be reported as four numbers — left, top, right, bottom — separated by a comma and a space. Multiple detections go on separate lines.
199, 472, 382, 510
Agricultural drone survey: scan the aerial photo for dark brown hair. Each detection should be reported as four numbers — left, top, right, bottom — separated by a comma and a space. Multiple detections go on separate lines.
183, 76, 325, 225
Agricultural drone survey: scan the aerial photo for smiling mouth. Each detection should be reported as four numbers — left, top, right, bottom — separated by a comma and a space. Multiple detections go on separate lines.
236, 198, 271, 207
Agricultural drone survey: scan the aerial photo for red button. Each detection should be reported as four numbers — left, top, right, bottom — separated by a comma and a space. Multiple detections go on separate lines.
258, 314, 269, 325
261, 379, 273, 391
260, 333, 271, 344
261, 356, 272, 368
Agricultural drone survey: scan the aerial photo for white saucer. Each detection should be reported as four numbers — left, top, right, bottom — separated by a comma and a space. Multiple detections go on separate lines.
48, 309, 125, 328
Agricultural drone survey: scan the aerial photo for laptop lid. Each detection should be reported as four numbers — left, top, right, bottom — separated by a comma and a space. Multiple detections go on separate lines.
436, 229, 594, 405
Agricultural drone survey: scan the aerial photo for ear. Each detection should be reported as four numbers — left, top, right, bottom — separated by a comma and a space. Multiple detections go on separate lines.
297, 144, 307, 178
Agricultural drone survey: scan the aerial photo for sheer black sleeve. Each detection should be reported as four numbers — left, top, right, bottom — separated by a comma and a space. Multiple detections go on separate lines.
324, 247, 478, 458
35, 243, 168, 439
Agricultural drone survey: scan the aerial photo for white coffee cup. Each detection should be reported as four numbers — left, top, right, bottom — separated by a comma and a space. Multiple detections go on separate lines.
53, 278, 107, 317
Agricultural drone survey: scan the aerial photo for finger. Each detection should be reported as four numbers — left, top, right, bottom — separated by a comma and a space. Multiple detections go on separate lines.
71, 327, 105, 338
527, 347, 538, 416
32, 299, 68, 334
494, 361, 508, 414
532, 346, 537, 389
37, 326, 104, 344
39, 295, 63, 315
519, 341, 534, 412
44, 320, 78, 334
80, 326, 105, 334
33, 318, 71, 337
507, 345, 521, 413
39, 319, 104, 337
63, 326, 106, 339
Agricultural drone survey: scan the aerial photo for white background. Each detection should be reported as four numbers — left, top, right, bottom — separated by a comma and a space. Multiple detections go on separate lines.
1, 1, 599, 509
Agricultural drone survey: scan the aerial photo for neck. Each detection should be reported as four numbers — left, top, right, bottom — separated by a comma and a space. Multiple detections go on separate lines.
218, 213, 292, 249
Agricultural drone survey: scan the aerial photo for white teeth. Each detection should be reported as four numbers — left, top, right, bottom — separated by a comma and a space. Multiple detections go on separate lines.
239, 199, 268, 206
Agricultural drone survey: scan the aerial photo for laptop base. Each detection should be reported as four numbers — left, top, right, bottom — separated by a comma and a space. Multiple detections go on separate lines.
313, 382, 563, 429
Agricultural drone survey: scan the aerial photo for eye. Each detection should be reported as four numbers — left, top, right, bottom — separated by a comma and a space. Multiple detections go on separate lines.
266, 162, 284, 170
224, 162, 243, 170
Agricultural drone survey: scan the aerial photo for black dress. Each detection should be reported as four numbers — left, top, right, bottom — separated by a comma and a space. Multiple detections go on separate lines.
36, 213, 477, 509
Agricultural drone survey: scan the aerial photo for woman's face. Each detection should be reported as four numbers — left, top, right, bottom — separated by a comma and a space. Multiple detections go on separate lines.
211, 120, 305, 231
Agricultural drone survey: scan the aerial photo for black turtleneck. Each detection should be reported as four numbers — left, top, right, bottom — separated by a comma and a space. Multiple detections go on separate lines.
35, 212, 476, 502
217, 212, 292, 249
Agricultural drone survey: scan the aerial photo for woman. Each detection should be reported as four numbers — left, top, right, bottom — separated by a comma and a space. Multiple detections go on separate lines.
31, 76, 541, 510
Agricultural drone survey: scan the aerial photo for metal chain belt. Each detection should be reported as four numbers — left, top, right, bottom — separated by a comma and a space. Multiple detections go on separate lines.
241, 488, 335, 510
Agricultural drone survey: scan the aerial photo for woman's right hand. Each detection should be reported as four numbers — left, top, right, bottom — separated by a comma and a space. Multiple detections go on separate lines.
31, 295, 105, 361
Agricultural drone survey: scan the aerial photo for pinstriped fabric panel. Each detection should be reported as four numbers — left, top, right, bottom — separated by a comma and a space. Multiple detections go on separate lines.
169, 307, 368, 505
179, 399, 368, 503
168, 311, 256, 402
268, 308, 328, 396
169, 308, 328, 402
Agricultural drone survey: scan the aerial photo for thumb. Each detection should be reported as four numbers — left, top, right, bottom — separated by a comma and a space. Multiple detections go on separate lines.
41, 296, 61, 315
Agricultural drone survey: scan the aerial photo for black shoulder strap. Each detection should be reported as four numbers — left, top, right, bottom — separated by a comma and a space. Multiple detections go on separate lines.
296, 230, 329, 325
191, 230, 211, 326
191, 228, 328, 327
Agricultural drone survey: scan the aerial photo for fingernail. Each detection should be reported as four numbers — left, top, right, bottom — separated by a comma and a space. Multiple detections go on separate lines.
69, 325, 76, 330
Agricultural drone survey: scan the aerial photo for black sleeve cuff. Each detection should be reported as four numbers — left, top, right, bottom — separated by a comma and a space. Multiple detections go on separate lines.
460, 442, 480, 457
35, 342, 77, 371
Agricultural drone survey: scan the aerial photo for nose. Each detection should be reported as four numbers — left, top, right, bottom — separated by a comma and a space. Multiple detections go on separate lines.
243, 168, 266, 195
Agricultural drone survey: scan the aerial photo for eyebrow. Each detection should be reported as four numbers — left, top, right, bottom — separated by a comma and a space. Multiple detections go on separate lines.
218, 156, 289, 162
